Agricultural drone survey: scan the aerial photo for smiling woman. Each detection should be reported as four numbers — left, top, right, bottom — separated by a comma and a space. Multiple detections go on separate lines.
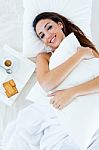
3, 11, 99, 150
33, 12, 99, 92
33, 12, 97, 52
35, 19, 65, 50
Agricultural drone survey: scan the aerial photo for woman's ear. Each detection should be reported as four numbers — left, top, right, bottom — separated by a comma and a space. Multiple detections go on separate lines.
58, 22, 63, 29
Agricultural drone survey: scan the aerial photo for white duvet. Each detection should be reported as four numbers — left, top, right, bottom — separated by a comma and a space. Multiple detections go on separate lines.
27, 33, 99, 149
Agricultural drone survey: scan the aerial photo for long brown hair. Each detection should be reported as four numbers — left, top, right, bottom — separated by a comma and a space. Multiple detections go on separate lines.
33, 12, 98, 53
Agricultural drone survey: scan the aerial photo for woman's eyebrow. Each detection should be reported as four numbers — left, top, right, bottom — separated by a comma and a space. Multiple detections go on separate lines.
39, 32, 43, 36
44, 22, 50, 28
38, 22, 50, 36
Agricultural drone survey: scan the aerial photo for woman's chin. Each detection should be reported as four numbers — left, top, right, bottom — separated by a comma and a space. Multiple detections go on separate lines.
52, 43, 60, 49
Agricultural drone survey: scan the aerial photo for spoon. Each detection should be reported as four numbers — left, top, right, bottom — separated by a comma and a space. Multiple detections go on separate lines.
0, 65, 12, 74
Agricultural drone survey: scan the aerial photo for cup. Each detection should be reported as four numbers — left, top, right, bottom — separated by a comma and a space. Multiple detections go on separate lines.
3, 58, 13, 70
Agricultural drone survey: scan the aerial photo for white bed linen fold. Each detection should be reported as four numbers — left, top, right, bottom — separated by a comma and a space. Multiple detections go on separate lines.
2, 103, 79, 150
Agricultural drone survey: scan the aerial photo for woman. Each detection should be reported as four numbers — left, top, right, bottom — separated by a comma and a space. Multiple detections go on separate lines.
33, 12, 99, 110
3, 12, 99, 150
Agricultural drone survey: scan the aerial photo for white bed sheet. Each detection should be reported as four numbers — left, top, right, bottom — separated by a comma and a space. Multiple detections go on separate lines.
0, 0, 36, 149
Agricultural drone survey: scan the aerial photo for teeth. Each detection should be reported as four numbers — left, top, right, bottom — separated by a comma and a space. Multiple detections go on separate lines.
51, 36, 55, 43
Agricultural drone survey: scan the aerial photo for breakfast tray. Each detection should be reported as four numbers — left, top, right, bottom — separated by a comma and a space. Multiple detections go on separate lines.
0, 45, 35, 106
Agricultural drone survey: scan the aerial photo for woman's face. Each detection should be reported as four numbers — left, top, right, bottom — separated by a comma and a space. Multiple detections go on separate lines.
36, 19, 65, 51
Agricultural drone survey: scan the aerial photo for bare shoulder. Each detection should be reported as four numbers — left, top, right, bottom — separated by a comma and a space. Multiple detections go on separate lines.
36, 52, 52, 82
36, 52, 51, 62
36, 52, 51, 75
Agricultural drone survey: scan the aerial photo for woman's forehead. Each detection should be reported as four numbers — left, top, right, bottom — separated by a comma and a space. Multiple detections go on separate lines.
37, 19, 55, 26
36, 19, 55, 33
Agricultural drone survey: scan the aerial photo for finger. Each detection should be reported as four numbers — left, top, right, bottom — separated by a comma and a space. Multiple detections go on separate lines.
57, 102, 63, 110
53, 103, 60, 109
50, 98, 55, 104
58, 105, 64, 110
48, 91, 57, 97
58, 101, 67, 110
48, 93, 55, 97
53, 102, 61, 109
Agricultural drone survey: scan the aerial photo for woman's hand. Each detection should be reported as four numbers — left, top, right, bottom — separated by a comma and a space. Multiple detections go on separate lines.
77, 47, 95, 60
48, 88, 76, 110
48, 76, 99, 110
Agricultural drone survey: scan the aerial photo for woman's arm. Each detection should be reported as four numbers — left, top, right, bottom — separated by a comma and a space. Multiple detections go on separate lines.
36, 47, 94, 92
49, 76, 99, 109
73, 76, 99, 96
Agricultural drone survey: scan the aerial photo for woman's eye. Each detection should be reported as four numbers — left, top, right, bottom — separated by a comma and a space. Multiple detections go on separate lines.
40, 34, 45, 39
47, 25, 52, 30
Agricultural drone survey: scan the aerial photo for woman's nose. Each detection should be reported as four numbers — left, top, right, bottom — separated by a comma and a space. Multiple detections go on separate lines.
45, 33, 51, 42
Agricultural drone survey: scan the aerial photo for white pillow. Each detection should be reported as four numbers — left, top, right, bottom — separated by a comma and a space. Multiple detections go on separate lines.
26, 33, 99, 149
23, 0, 92, 58
26, 33, 81, 105
49, 33, 99, 149
49, 33, 99, 89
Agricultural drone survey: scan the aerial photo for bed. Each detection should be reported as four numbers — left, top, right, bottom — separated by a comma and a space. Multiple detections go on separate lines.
0, 0, 99, 150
